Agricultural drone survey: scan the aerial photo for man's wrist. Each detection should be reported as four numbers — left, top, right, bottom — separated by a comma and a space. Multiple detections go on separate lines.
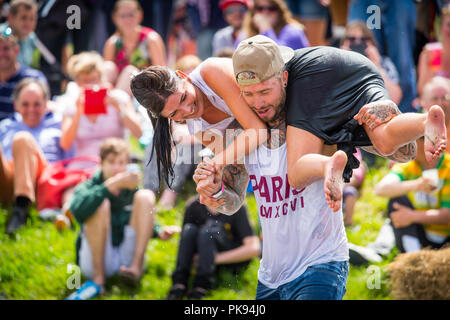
210, 183, 224, 199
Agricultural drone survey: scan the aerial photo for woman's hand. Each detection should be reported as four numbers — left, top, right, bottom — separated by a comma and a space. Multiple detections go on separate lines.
75, 90, 85, 116
365, 43, 382, 69
105, 91, 121, 111
253, 13, 272, 33
194, 158, 224, 198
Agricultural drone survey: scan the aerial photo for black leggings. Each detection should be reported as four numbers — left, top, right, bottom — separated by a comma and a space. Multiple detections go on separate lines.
171, 222, 246, 289
388, 196, 450, 253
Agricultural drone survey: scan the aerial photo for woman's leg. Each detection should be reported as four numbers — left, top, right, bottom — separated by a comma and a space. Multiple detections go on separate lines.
356, 102, 447, 163
286, 126, 348, 212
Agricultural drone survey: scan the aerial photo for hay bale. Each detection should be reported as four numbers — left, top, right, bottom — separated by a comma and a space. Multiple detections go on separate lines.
386, 247, 450, 299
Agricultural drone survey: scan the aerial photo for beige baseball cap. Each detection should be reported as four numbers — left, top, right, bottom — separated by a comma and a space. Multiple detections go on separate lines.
233, 35, 294, 85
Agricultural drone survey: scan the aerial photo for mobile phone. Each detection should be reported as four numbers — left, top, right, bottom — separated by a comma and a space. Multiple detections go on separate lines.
84, 87, 108, 115
349, 42, 367, 57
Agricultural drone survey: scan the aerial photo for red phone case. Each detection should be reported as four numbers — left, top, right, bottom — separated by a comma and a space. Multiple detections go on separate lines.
84, 88, 107, 115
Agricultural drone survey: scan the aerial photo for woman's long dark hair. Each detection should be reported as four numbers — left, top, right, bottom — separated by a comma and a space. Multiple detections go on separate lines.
130, 66, 179, 187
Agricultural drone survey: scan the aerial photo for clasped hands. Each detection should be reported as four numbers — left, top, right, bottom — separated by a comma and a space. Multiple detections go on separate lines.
193, 157, 225, 208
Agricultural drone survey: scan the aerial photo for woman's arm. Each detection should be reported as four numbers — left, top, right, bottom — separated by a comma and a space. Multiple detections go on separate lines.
373, 173, 435, 198
201, 58, 268, 166
148, 30, 167, 66
365, 45, 402, 105
261, 24, 310, 49
103, 36, 116, 62
60, 95, 84, 150
379, 68, 403, 105
120, 100, 143, 138
417, 48, 434, 96
60, 115, 80, 150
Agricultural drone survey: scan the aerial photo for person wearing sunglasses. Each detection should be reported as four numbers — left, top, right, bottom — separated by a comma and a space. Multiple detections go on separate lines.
340, 20, 403, 106
237, 0, 309, 50
213, 0, 249, 57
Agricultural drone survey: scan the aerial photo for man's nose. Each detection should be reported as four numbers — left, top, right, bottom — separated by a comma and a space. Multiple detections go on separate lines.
254, 99, 265, 109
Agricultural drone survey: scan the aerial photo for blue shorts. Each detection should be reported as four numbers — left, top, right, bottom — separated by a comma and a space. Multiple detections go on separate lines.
286, 0, 329, 19
255, 260, 349, 300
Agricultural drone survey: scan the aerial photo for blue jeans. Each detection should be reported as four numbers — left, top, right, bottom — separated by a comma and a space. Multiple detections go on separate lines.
255, 260, 349, 300
348, 0, 417, 113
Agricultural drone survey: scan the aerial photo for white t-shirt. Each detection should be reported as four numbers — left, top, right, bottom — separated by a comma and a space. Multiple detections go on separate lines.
245, 142, 349, 288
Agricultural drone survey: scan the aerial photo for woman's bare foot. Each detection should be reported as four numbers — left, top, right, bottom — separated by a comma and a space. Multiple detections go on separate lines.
424, 105, 447, 163
324, 151, 348, 212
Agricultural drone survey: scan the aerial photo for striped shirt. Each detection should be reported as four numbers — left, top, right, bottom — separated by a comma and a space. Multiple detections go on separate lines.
0, 65, 48, 121
390, 153, 450, 237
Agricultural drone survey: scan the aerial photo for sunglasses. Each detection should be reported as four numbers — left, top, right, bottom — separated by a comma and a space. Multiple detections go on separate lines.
255, 5, 278, 13
345, 36, 370, 43
224, 6, 247, 15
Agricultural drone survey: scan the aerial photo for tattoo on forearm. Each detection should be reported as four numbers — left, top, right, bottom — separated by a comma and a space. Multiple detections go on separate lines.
362, 141, 416, 163
216, 163, 249, 214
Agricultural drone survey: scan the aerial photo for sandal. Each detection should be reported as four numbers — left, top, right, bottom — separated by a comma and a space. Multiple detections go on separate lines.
65, 280, 103, 300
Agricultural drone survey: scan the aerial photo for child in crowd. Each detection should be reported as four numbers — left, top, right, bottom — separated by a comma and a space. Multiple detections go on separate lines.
66, 137, 180, 300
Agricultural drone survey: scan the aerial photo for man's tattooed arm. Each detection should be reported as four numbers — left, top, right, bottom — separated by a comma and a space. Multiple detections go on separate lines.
214, 163, 250, 215
362, 141, 417, 163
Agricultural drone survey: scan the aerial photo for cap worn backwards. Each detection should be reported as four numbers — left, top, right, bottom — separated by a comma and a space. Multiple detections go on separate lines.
232, 35, 294, 86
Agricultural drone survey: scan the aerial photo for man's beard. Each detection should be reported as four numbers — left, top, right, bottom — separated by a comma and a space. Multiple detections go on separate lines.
267, 87, 286, 127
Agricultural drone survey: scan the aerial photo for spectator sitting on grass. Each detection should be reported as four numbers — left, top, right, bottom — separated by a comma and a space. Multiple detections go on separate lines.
340, 20, 403, 106
103, 0, 166, 97
166, 196, 260, 300
66, 138, 180, 300
1, 78, 73, 236
373, 136, 450, 253
212, 0, 248, 56
348, 76, 450, 265
60, 51, 142, 162
0, 30, 47, 121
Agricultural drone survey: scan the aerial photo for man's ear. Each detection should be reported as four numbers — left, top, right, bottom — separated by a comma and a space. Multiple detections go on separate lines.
175, 70, 189, 80
283, 70, 288, 83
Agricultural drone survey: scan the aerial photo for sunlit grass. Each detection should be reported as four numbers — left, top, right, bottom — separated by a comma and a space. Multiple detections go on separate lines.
0, 158, 394, 300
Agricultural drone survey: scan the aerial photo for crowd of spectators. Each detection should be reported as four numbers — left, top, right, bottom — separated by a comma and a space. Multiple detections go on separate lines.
0, 0, 449, 300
